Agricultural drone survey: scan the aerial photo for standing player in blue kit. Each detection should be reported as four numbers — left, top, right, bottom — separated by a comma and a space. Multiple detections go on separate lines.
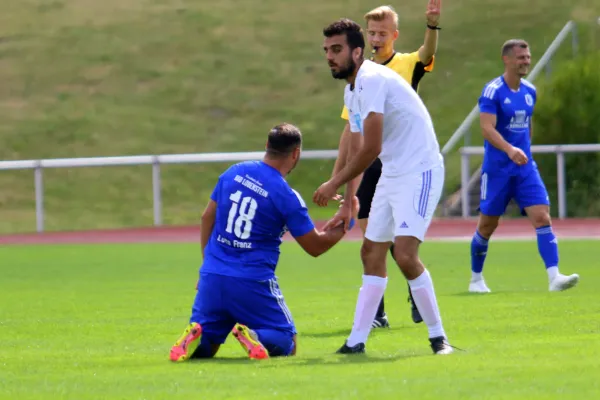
469, 39, 580, 293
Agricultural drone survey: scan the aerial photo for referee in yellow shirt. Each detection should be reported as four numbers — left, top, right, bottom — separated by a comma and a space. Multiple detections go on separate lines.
330, 1, 441, 329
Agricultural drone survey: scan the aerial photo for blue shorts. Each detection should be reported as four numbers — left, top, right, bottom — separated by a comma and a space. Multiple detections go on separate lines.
190, 272, 296, 345
479, 167, 550, 216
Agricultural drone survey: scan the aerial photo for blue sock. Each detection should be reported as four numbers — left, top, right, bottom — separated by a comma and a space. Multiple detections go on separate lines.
471, 231, 489, 274
536, 225, 559, 268
254, 329, 295, 357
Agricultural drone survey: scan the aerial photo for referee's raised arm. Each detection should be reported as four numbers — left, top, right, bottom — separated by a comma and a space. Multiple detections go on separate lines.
418, 0, 442, 65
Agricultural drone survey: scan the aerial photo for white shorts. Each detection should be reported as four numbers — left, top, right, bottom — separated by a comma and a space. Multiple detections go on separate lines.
364, 164, 444, 243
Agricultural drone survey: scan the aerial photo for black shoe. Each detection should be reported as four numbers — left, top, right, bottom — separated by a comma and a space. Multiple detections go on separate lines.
336, 342, 366, 354
429, 336, 454, 355
371, 312, 390, 329
408, 286, 423, 324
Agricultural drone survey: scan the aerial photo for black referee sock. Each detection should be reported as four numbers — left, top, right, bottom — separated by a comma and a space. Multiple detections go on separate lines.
376, 296, 385, 318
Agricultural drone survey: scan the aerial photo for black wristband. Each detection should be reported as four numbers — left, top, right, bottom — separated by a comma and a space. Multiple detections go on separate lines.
427, 24, 441, 30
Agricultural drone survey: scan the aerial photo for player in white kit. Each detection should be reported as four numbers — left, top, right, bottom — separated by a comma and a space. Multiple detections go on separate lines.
314, 18, 453, 355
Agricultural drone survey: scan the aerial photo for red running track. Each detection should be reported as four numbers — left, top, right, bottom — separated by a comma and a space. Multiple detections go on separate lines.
0, 218, 599, 245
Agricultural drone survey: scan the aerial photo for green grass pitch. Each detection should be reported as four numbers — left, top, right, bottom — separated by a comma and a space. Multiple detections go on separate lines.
1, 240, 599, 399
2, 0, 599, 233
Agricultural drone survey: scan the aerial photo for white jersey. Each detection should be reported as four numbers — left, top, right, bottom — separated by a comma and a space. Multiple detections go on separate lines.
344, 60, 443, 176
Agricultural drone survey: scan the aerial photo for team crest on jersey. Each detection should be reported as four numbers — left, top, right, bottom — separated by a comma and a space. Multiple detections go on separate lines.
525, 94, 533, 106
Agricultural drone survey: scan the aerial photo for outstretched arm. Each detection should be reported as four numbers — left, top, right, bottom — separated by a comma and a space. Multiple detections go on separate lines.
294, 223, 349, 257
294, 197, 359, 257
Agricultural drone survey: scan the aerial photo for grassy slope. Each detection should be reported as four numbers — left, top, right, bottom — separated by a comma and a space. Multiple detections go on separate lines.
0, 0, 598, 233
1, 241, 600, 398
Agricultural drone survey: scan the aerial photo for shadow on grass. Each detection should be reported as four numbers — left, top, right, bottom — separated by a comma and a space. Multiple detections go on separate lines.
300, 326, 411, 339
171, 327, 429, 367
450, 291, 508, 297
298, 328, 351, 338
187, 352, 420, 367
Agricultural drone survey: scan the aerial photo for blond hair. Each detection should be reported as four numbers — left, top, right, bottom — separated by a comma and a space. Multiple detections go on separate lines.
364, 5, 399, 28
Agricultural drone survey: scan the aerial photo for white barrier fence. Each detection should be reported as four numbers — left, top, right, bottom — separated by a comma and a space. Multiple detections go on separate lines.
459, 144, 600, 219
2, 144, 598, 232
0, 150, 339, 233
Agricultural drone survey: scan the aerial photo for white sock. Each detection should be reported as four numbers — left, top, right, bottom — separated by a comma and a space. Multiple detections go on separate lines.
408, 269, 446, 339
346, 275, 388, 347
547, 266, 559, 281
471, 272, 483, 281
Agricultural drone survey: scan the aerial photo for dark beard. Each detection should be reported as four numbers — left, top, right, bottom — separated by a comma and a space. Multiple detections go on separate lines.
330, 58, 356, 80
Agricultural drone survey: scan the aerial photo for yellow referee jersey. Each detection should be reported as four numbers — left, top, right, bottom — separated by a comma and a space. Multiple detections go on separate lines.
340, 50, 435, 120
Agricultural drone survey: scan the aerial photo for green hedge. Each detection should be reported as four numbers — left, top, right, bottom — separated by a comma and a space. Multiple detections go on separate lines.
533, 52, 600, 217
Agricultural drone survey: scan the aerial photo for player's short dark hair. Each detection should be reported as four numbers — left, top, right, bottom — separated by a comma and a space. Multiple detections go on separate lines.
266, 123, 302, 158
502, 39, 529, 56
323, 18, 365, 51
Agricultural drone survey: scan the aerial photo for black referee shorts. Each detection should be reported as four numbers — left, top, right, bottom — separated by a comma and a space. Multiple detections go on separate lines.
356, 158, 382, 220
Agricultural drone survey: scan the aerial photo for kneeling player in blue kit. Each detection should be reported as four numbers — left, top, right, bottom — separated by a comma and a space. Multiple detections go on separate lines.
170, 123, 358, 361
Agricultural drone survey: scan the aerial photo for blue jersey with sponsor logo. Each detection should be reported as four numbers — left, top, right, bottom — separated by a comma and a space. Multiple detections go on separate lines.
478, 75, 537, 175
202, 161, 315, 280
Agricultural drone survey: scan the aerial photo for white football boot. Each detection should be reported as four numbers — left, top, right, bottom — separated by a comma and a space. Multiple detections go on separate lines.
549, 273, 580, 292
469, 278, 491, 293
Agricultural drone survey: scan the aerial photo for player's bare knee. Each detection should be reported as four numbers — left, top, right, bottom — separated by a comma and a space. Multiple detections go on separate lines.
477, 224, 496, 238
531, 212, 551, 228
392, 237, 422, 279
477, 215, 499, 238
359, 241, 372, 266
394, 251, 417, 269
395, 256, 422, 279
360, 244, 381, 275
360, 240, 387, 277
526, 206, 551, 228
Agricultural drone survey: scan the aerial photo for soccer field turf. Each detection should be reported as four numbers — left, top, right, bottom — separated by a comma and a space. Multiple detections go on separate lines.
1, 240, 599, 399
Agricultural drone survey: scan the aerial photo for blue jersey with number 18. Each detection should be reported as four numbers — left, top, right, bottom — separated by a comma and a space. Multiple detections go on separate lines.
201, 161, 315, 280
